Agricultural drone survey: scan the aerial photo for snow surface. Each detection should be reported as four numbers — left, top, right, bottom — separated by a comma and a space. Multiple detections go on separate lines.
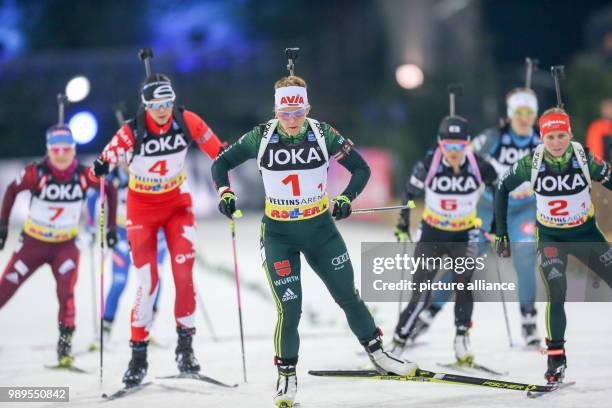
0, 215, 610, 407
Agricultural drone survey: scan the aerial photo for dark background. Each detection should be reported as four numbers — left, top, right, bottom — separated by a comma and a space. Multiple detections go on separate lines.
0, 0, 610, 179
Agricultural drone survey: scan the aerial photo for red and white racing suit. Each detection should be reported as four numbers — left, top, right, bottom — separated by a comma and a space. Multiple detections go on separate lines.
97, 109, 223, 342
0, 159, 117, 328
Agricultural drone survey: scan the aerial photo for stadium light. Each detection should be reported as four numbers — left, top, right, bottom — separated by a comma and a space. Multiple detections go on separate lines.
68, 111, 98, 144
65, 76, 91, 103
395, 64, 424, 90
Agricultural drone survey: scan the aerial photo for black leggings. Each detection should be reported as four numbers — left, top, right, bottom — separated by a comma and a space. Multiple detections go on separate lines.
395, 222, 481, 340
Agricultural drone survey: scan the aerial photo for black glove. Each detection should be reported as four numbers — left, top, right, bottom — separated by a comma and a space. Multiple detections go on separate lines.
106, 228, 118, 249
93, 156, 110, 178
0, 223, 8, 250
218, 189, 237, 219
495, 233, 511, 257
332, 195, 352, 221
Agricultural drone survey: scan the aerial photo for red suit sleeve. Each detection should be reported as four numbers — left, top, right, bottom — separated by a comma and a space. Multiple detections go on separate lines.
100, 124, 136, 165
1, 164, 38, 225
85, 169, 117, 230
182, 110, 225, 159
586, 120, 605, 160
88, 124, 136, 182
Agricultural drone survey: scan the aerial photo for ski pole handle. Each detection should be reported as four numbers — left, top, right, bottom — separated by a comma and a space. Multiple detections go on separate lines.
351, 201, 416, 214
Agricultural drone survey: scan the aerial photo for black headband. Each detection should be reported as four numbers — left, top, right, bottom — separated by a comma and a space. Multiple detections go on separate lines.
141, 81, 175, 102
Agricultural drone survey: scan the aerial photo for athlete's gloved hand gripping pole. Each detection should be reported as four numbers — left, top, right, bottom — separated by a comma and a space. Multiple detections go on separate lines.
215, 186, 247, 382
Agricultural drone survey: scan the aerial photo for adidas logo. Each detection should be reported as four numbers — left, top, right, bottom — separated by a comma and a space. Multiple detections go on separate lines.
547, 267, 563, 281
281, 288, 298, 302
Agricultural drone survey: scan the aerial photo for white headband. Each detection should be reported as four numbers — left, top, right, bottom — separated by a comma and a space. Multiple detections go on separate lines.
507, 91, 538, 117
275, 86, 309, 110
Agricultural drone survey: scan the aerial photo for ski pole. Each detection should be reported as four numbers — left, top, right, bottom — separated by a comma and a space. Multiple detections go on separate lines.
473, 217, 513, 347
351, 201, 416, 214
229, 210, 247, 382
90, 239, 98, 340
99, 176, 106, 384
495, 256, 514, 348
397, 238, 409, 318
195, 287, 219, 342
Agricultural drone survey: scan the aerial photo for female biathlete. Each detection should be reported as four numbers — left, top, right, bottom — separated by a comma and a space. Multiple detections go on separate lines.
496, 106, 612, 384
0, 118, 117, 368
211, 71, 416, 407
92, 50, 225, 387
413, 83, 542, 347
392, 110, 497, 366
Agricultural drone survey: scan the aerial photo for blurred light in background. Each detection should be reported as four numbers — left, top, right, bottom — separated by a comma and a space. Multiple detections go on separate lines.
0, 1, 25, 61
65, 76, 91, 103
395, 64, 424, 90
68, 111, 98, 144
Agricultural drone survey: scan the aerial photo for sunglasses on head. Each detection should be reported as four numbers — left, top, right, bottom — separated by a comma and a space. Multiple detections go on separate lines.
48, 146, 74, 154
277, 108, 307, 120
439, 140, 468, 151
144, 98, 175, 110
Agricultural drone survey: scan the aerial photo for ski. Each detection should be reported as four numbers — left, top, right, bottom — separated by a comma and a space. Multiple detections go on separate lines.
157, 373, 238, 388
44, 364, 89, 374
101, 382, 153, 401
308, 369, 558, 393
526, 381, 576, 398
437, 361, 508, 376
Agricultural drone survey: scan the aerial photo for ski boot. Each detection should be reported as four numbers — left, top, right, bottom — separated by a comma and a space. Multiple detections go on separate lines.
520, 308, 541, 347
57, 325, 75, 367
544, 339, 566, 384
274, 358, 297, 408
454, 325, 474, 366
175, 327, 200, 374
123, 341, 148, 387
364, 329, 418, 376
408, 304, 441, 341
